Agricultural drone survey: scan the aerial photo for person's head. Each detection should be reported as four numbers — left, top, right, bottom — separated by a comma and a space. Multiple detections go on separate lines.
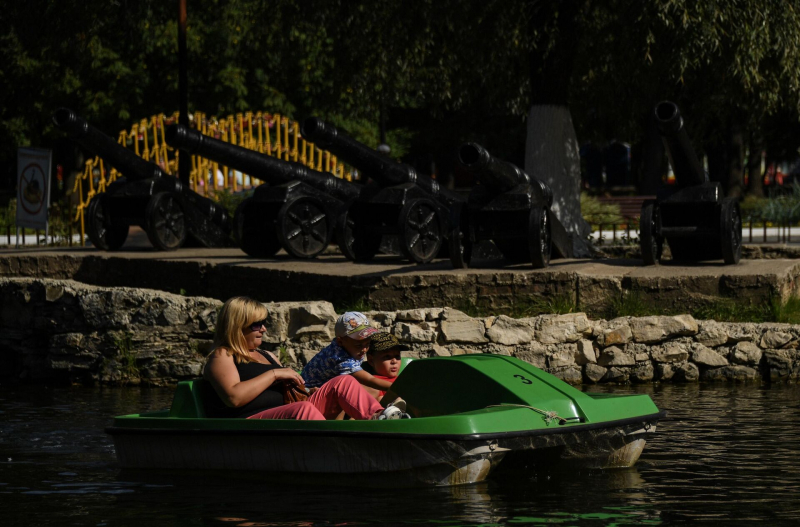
334, 311, 379, 360
367, 332, 409, 378
213, 296, 268, 363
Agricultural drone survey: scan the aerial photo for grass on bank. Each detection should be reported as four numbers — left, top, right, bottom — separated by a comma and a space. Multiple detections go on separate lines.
609, 291, 800, 323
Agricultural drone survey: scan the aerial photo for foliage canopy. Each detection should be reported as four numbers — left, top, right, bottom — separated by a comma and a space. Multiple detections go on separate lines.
3, 0, 800, 186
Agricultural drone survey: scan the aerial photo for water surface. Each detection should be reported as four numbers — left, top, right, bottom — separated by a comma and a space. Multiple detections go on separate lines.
1, 382, 799, 526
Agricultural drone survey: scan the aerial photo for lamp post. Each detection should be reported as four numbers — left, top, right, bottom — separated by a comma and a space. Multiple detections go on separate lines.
377, 98, 390, 156
178, 0, 190, 186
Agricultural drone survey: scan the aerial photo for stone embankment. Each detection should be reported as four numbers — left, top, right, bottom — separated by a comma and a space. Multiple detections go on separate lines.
1, 278, 797, 385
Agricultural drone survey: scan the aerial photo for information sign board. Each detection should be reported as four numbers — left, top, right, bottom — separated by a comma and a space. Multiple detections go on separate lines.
16, 147, 52, 230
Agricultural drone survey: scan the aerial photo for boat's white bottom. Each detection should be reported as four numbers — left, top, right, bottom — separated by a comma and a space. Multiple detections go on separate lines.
112, 424, 655, 486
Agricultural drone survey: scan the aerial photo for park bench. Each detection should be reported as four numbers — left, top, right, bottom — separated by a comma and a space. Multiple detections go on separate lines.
595, 195, 656, 221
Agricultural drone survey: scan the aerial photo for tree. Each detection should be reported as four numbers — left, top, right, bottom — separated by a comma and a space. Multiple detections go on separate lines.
5, 0, 800, 202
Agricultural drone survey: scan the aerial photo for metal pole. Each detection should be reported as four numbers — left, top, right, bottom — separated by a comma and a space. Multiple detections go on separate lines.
380, 99, 387, 145
178, 0, 190, 186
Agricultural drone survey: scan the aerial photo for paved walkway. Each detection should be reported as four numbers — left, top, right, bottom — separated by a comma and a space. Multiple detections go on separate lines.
2, 237, 799, 316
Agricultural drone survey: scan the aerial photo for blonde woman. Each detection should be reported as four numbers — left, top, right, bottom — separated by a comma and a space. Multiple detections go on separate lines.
204, 296, 397, 420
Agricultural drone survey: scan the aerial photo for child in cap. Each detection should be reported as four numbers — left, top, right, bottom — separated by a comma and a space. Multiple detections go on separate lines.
301, 312, 396, 395
361, 332, 409, 404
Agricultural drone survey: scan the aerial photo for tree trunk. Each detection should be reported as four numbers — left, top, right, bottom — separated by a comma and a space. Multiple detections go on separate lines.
525, 1, 591, 257
706, 121, 745, 198
746, 134, 764, 198
726, 124, 745, 198
639, 112, 665, 196
705, 142, 725, 190
525, 106, 591, 257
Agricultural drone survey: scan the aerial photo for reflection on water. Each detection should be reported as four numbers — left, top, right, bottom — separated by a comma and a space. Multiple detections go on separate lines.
1, 382, 799, 525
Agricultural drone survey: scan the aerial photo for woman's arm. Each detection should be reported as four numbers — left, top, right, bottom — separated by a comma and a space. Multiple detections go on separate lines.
203, 348, 304, 408
350, 369, 393, 391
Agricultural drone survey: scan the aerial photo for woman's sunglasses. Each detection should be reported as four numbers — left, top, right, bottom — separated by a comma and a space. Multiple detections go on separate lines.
245, 319, 267, 332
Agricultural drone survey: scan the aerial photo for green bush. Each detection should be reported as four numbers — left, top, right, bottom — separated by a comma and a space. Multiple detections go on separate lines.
580, 193, 624, 226
0, 201, 13, 230
738, 194, 769, 221
213, 188, 253, 219
760, 181, 800, 224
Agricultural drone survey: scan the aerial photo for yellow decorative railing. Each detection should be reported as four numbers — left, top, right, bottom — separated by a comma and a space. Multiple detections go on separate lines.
72, 111, 354, 245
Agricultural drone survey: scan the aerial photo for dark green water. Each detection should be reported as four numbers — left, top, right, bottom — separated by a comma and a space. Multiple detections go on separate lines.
1, 382, 799, 526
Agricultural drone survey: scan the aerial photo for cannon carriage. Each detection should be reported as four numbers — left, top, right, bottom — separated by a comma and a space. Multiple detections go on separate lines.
450, 143, 573, 269
53, 108, 232, 251
640, 101, 742, 265
165, 124, 361, 258
301, 118, 465, 264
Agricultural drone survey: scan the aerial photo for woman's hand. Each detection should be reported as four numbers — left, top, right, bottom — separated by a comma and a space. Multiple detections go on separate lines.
272, 367, 305, 387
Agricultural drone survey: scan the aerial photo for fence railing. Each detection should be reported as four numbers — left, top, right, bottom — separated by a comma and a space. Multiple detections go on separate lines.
2, 225, 81, 247
588, 216, 800, 245
70, 111, 355, 245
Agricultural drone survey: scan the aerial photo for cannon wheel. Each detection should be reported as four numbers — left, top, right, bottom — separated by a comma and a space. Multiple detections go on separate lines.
86, 194, 128, 251
448, 226, 472, 269
234, 198, 281, 258
276, 196, 330, 259
528, 206, 552, 269
640, 202, 663, 266
335, 211, 357, 261
145, 192, 187, 251
398, 198, 442, 264
720, 199, 742, 265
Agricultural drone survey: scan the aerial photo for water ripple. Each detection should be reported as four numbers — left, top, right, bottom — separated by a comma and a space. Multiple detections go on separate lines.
1, 383, 799, 525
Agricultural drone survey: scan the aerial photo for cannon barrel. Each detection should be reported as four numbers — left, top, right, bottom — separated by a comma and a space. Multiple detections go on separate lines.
301, 117, 461, 203
458, 142, 553, 206
458, 143, 529, 191
654, 101, 707, 188
52, 108, 168, 182
166, 124, 360, 202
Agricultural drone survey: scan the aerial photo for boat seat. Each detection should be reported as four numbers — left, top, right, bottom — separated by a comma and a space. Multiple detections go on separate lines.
169, 359, 415, 419
169, 379, 211, 418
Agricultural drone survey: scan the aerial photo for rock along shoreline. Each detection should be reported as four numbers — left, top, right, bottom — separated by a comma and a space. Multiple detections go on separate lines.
1, 277, 797, 386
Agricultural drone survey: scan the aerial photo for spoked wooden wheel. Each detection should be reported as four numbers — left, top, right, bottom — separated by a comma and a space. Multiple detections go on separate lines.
86, 194, 128, 251
397, 198, 442, 264
335, 210, 357, 261
720, 199, 742, 265
145, 192, 187, 251
528, 206, 552, 269
639, 201, 663, 266
276, 197, 330, 258
234, 198, 281, 258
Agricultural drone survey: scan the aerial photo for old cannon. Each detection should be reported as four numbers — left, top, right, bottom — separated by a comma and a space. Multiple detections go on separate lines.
301, 118, 465, 264
452, 143, 573, 268
165, 124, 361, 258
52, 108, 232, 251
640, 101, 742, 265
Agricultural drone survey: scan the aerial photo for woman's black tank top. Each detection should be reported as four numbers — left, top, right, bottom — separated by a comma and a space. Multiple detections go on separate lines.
203, 349, 286, 418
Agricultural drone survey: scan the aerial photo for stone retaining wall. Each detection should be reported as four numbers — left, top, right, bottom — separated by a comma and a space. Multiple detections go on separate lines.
1, 278, 797, 385
3, 252, 800, 317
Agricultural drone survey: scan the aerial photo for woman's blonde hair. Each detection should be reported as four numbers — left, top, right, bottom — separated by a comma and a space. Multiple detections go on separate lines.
212, 296, 268, 364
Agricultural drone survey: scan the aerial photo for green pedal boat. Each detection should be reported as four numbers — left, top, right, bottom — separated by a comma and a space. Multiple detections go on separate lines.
107, 355, 665, 487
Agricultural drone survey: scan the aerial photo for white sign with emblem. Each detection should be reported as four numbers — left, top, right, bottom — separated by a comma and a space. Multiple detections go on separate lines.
16, 147, 52, 231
